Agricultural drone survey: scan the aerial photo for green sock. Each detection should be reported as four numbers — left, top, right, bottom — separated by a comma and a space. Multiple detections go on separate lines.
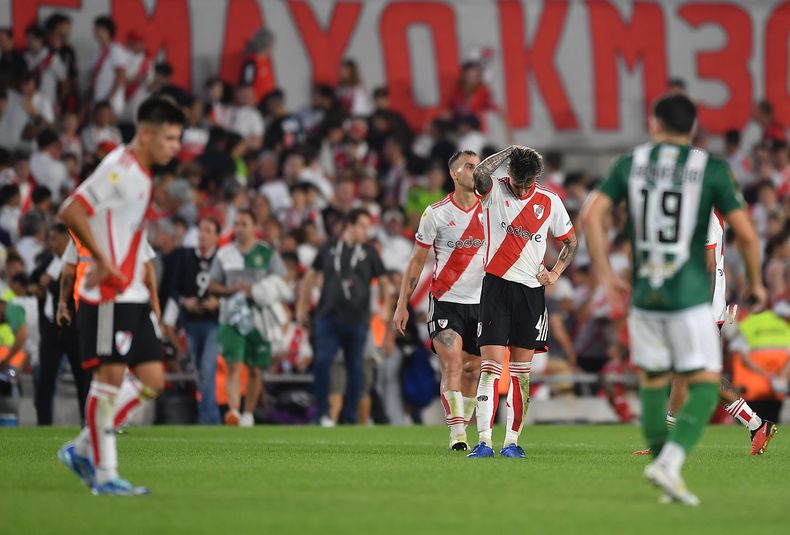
668, 381, 719, 453
640, 384, 671, 458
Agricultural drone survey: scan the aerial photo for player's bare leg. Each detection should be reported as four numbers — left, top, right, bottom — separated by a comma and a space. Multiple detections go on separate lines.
434, 330, 468, 449
501, 347, 533, 458
242, 367, 263, 427
461, 352, 481, 429
225, 362, 242, 425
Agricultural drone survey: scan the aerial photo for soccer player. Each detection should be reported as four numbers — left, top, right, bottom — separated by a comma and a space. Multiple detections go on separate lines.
634, 212, 777, 456
582, 94, 766, 505
467, 146, 577, 458
57, 95, 185, 495
208, 209, 287, 427
393, 150, 484, 450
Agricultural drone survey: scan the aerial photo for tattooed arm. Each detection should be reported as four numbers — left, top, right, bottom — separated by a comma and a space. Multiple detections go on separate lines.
473, 145, 517, 195
393, 244, 430, 335
537, 232, 578, 286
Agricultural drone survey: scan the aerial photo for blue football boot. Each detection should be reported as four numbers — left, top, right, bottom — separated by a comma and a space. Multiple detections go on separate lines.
58, 442, 95, 486
500, 444, 527, 458
467, 442, 495, 458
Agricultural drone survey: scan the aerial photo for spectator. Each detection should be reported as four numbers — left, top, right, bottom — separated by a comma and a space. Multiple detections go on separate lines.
91, 15, 126, 117
455, 114, 486, 155
0, 282, 29, 374
404, 161, 447, 226
0, 184, 21, 244
378, 209, 411, 272
58, 110, 83, 165
23, 25, 67, 110
260, 88, 303, 154
754, 100, 786, 147
164, 217, 222, 424
296, 208, 390, 426
30, 187, 53, 222
0, 72, 55, 150
381, 137, 410, 207
724, 129, 754, 189
0, 28, 26, 92
122, 31, 154, 122
205, 77, 233, 129
446, 60, 510, 139
29, 129, 69, 203
81, 101, 122, 156
209, 209, 288, 427
336, 58, 371, 116
43, 13, 78, 112
179, 95, 209, 162
240, 28, 276, 104
369, 87, 412, 152
150, 62, 188, 106
773, 142, 790, 199
16, 212, 46, 275
230, 85, 264, 152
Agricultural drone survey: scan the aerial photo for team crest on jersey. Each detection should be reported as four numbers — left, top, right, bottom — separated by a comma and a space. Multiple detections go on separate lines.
115, 331, 133, 356
254, 254, 263, 267
533, 204, 545, 220
438, 319, 448, 329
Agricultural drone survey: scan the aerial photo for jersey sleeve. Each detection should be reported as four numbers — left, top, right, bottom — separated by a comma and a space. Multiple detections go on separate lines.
208, 254, 225, 284
705, 213, 720, 250
72, 163, 124, 216
414, 207, 437, 249
142, 238, 156, 262
268, 250, 288, 278
479, 176, 503, 208
550, 196, 575, 241
598, 154, 630, 205
110, 44, 127, 71
709, 158, 745, 216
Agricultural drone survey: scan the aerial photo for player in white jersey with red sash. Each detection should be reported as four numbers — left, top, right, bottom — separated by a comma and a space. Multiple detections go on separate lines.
467, 146, 577, 458
394, 151, 484, 451
57, 96, 184, 496
636, 211, 777, 456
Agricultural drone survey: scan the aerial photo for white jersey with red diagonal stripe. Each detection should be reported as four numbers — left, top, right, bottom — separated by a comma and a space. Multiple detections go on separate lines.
705, 210, 726, 323
481, 177, 574, 287
415, 193, 485, 304
71, 145, 154, 304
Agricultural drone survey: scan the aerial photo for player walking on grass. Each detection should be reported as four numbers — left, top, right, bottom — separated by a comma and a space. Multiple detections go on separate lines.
57, 95, 184, 496
633, 212, 777, 457
393, 150, 484, 451
583, 94, 767, 505
467, 145, 577, 459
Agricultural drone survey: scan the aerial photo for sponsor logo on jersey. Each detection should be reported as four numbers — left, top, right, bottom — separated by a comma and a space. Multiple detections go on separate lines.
533, 204, 545, 219
500, 221, 542, 242
115, 331, 133, 355
446, 237, 485, 249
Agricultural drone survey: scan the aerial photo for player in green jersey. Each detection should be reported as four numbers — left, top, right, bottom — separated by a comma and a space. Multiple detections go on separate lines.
582, 94, 767, 506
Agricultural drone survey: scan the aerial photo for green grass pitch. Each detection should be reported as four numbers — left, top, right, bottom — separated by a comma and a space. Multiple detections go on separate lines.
1, 425, 787, 534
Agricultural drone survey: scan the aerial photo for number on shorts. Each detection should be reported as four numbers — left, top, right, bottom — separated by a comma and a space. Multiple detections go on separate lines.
535, 309, 548, 342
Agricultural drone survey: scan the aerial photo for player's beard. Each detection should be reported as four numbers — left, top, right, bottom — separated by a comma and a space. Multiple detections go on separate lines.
511, 177, 536, 196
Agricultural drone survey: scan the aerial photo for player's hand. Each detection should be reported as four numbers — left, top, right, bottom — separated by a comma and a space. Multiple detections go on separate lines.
602, 272, 631, 310
537, 267, 560, 286
234, 281, 252, 297
392, 305, 409, 336
85, 258, 124, 290
56, 302, 71, 327
745, 284, 768, 312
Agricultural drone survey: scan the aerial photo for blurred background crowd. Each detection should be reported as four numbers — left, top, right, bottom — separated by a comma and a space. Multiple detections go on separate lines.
1, 14, 789, 427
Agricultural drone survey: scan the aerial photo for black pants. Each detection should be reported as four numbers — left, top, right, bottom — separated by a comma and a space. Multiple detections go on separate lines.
34, 319, 91, 426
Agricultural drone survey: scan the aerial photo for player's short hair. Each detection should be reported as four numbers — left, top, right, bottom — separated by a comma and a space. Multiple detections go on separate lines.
136, 95, 186, 126
32, 186, 52, 204
25, 25, 44, 41
51, 222, 69, 236
508, 147, 544, 186
448, 150, 477, 171
724, 129, 740, 146
652, 94, 697, 135
94, 15, 116, 38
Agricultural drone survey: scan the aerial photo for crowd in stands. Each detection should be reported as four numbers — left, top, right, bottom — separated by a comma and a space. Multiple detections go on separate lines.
0, 14, 789, 426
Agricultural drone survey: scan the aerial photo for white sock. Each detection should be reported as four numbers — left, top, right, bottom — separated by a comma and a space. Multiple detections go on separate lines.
725, 398, 762, 431
666, 412, 676, 430
74, 374, 157, 459
504, 362, 531, 446
655, 441, 686, 477
85, 382, 120, 484
475, 360, 502, 447
463, 396, 476, 429
441, 390, 466, 441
